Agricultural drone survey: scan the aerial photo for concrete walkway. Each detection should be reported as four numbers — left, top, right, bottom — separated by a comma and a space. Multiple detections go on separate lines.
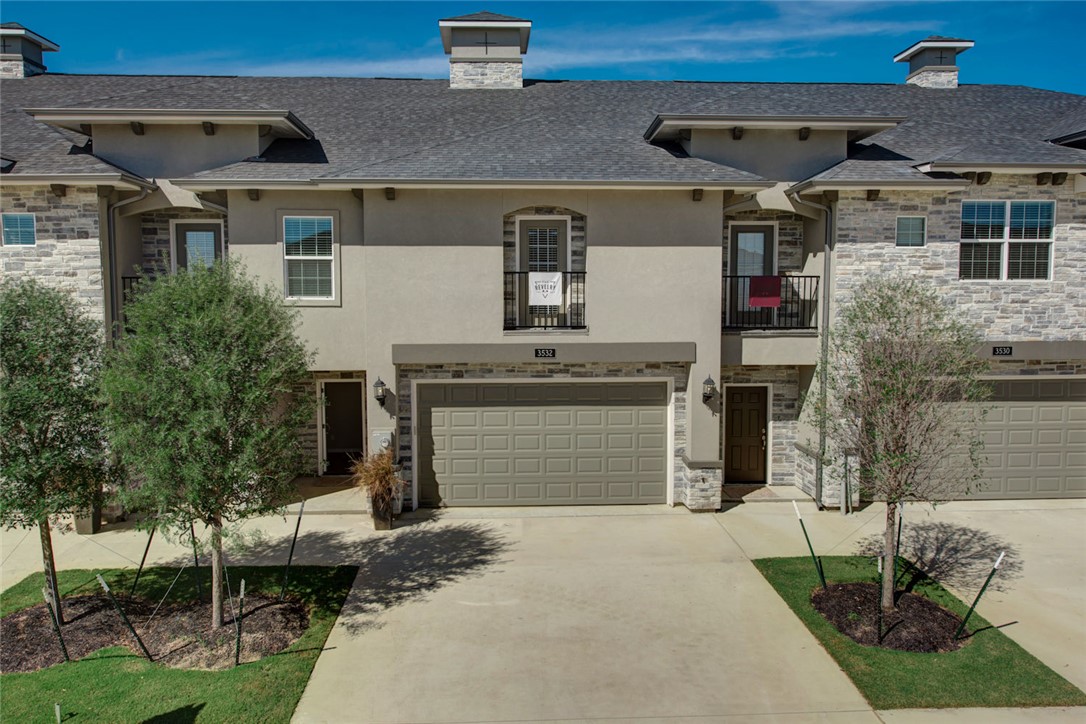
2, 496, 1084, 723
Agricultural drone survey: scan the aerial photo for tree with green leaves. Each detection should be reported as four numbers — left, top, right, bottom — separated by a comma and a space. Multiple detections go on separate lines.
814, 276, 990, 614
101, 261, 313, 629
0, 279, 111, 624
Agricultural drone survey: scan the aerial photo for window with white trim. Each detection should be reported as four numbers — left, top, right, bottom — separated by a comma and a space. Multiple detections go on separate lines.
283, 216, 333, 299
959, 200, 1054, 280
1, 213, 36, 246
895, 216, 926, 247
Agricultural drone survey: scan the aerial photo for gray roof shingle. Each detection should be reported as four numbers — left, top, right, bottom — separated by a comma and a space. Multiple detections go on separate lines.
2, 73, 1085, 185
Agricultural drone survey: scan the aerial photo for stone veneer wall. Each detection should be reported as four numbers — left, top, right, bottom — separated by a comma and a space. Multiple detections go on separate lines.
503, 206, 587, 272
834, 175, 1086, 340
450, 61, 522, 89
907, 69, 958, 89
0, 185, 105, 324
719, 366, 800, 486
138, 210, 228, 275
395, 362, 722, 510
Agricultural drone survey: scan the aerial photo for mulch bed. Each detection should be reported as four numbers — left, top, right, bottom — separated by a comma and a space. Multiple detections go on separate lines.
812, 582, 966, 653
1, 593, 308, 673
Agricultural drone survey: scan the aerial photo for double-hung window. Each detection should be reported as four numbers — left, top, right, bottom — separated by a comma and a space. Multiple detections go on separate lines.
283, 216, 334, 299
959, 200, 1054, 280
1, 213, 36, 246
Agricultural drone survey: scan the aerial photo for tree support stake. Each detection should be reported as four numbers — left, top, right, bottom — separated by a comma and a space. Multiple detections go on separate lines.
97, 574, 153, 661
793, 501, 827, 590
280, 500, 305, 601
955, 551, 1005, 640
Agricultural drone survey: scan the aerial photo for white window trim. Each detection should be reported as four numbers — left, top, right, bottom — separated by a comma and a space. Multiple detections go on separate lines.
282, 214, 336, 301
169, 218, 225, 273
959, 200, 1056, 281
895, 215, 927, 247
1, 212, 37, 247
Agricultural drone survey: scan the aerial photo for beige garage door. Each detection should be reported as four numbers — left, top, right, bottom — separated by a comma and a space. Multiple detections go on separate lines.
970, 378, 1086, 499
417, 382, 669, 506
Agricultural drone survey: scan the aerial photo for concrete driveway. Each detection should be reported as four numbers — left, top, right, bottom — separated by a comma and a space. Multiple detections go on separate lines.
292, 508, 876, 723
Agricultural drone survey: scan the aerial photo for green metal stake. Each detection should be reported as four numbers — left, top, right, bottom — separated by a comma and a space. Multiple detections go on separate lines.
130, 527, 156, 597
954, 551, 1005, 640
42, 588, 69, 662
279, 500, 305, 602
794, 501, 827, 590
190, 522, 203, 601
97, 574, 153, 661
234, 579, 245, 667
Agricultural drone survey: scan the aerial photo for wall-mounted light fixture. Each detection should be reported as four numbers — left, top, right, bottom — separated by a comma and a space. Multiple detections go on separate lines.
702, 376, 717, 403
384, 187, 396, 201
691, 188, 703, 202
373, 377, 388, 406
976, 171, 992, 185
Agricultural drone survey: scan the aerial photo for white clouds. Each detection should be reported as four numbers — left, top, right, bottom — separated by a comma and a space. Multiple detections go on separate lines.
85, 3, 943, 78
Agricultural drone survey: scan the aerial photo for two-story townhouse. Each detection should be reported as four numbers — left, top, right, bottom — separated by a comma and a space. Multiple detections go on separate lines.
2, 15, 1084, 517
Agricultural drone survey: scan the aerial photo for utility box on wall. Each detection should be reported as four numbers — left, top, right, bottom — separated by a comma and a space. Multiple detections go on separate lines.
370, 429, 394, 456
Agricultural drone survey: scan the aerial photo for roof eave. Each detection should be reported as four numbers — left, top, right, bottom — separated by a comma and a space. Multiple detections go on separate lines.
917, 162, 1086, 174
790, 179, 972, 194
0, 26, 60, 52
0, 172, 153, 190
25, 108, 314, 140
172, 178, 774, 192
645, 114, 906, 142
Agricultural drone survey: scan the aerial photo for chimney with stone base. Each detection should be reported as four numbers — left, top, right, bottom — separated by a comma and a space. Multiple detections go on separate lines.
0, 23, 59, 79
894, 36, 975, 89
439, 11, 532, 89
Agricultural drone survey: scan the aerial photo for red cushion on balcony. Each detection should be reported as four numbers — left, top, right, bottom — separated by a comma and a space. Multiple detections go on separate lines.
748, 276, 781, 308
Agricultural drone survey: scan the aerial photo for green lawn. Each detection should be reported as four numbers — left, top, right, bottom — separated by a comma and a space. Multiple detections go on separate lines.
1, 565, 357, 723
754, 556, 1086, 710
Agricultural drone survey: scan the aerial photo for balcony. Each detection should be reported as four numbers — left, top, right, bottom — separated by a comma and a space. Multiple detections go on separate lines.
723, 275, 819, 331
503, 272, 586, 330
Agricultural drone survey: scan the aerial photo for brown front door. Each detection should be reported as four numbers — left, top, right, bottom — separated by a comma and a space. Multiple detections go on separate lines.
725, 387, 767, 483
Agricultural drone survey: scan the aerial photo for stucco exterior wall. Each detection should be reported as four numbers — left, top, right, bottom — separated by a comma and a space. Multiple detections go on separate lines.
834, 175, 1086, 341
93, 124, 260, 179
0, 185, 106, 325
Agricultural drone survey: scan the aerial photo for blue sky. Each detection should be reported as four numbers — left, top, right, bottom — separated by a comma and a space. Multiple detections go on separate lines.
3, 2, 1084, 93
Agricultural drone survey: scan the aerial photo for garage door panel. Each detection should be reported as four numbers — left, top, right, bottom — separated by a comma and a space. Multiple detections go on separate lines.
967, 379, 1085, 499
418, 381, 668, 506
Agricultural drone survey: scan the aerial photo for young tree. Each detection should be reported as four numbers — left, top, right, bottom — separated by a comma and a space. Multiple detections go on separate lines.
101, 261, 313, 629
0, 279, 111, 624
815, 276, 990, 614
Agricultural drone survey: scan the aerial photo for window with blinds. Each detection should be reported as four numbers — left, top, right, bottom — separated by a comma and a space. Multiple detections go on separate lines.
284, 216, 334, 298
1, 213, 36, 246
959, 201, 1054, 280
895, 216, 926, 247
527, 226, 559, 272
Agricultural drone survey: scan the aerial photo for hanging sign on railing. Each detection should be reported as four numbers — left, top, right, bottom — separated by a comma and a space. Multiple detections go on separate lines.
528, 272, 563, 305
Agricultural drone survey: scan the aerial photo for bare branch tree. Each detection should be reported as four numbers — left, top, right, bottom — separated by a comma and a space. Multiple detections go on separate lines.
813, 276, 990, 613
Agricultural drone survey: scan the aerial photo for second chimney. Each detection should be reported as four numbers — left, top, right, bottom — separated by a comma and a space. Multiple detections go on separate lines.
0, 23, 59, 79
439, 11, 532, 89
894, 36, 975, 89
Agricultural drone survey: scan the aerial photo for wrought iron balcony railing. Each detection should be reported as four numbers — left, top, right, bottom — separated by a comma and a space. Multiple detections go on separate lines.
503, 271, 586, 330
723, 275, 819, 330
